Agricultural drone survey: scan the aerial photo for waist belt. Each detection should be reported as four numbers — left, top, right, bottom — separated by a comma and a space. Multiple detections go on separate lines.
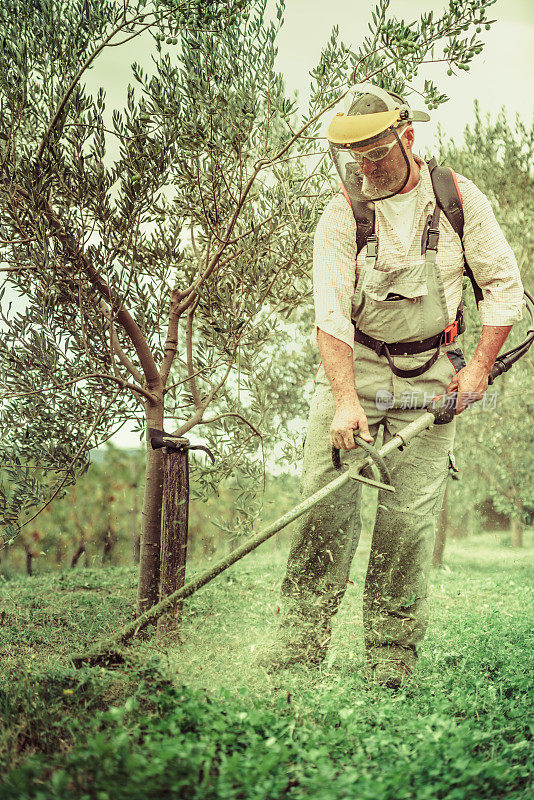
353, 312, 465, 378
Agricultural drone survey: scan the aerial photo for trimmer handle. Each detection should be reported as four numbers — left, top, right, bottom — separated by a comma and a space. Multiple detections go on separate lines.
429, 394, 457, 425
332, 433, 392, 487
430, 374, 503, 423
489, 357, 512, 385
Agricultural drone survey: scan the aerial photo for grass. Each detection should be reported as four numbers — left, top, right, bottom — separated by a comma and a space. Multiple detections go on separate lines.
0, 530, 532, 799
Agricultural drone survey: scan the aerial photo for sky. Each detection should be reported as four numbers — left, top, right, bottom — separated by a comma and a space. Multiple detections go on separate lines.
84, 0, 534, 158
273, 0, 533, 152
3, 0, 533, 451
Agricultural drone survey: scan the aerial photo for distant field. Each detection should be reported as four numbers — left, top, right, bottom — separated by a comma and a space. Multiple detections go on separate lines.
0, 531, 532, 799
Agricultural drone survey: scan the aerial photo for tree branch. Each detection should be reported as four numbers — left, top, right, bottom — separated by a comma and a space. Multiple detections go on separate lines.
169, 347, 239, 438
176, 246, 244, 315
2, 386, 123, 545
99, 300, 144, 384
159, 286, 182, 384
11, 185, 163, 397
163, 362, 217, 396
199, 412, 262, 439
33, 6, 174, 164
3, 372, 156, 403
186, 297, 201, 409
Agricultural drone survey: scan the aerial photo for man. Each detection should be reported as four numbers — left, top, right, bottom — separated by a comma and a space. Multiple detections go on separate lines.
259, 83, 524, 687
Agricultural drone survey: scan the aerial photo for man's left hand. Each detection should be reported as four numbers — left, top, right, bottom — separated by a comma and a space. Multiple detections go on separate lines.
445, 361, 490, 414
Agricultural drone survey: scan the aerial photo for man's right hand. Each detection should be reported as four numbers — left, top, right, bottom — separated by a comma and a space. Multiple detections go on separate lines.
330, 403, 373, 450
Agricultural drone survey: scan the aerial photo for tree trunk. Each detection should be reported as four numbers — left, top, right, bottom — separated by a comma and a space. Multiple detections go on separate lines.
510, 517, 523, 547
102, 523, 117, 564
433, 485, 448, 568
136, 405, 165, 616
132, 487, 141, 565
24, 545, 33, 576
157, 446, 189, 638
133, 533, 141, 565
71, 541, 86, 568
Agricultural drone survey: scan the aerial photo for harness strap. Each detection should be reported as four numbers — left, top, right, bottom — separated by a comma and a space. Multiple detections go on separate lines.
347, 160, 476, 378
354, 308, 464, 356
365, 233, 378, 270
422, 203, 442, 254
351, 196, 375, 258
353, 307, 465, 378
353, 333, 439, 378
382, 342, 440, 379
427, 158, 484, 307
351, 158, 484, 309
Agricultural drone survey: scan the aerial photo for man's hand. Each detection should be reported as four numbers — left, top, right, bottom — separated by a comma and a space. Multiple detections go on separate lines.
435, 325, 512, 414
445, 361, 490, 414
331, 402, 373, 450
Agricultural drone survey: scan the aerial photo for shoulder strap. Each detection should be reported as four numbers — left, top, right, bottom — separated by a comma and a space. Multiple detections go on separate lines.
340, 180, 376, 256
427, 157, 484, 307
354, 200, 375, 257
427, 156, 464, 237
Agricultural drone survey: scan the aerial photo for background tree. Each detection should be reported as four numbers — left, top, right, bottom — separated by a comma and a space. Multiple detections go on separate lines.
0, 0, 496, 617
435, 105, 534, 548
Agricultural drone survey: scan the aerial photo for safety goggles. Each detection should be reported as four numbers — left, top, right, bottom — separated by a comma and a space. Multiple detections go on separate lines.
347, 138, 400, 163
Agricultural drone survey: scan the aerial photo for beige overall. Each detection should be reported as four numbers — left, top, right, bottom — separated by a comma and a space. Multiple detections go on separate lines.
275, 209, 465, 669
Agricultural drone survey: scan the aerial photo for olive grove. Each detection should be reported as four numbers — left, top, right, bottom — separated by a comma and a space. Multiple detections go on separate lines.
0, 0, 496, 619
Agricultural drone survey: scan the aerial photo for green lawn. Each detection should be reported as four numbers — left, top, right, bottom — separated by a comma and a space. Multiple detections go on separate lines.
0, 530, 532, 799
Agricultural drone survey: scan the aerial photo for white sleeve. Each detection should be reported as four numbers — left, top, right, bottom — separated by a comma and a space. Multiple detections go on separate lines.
311, 195, 357, 351
458, 175, 524, 326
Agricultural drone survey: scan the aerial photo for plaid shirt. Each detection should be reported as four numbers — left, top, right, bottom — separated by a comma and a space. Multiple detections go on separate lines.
312, 158, 524, 350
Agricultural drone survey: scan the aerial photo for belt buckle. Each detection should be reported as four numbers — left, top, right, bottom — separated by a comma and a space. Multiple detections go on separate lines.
443, 320, 458, 345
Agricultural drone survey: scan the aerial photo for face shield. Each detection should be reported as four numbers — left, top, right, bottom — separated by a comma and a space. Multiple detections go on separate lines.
327, 83, 430, 204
